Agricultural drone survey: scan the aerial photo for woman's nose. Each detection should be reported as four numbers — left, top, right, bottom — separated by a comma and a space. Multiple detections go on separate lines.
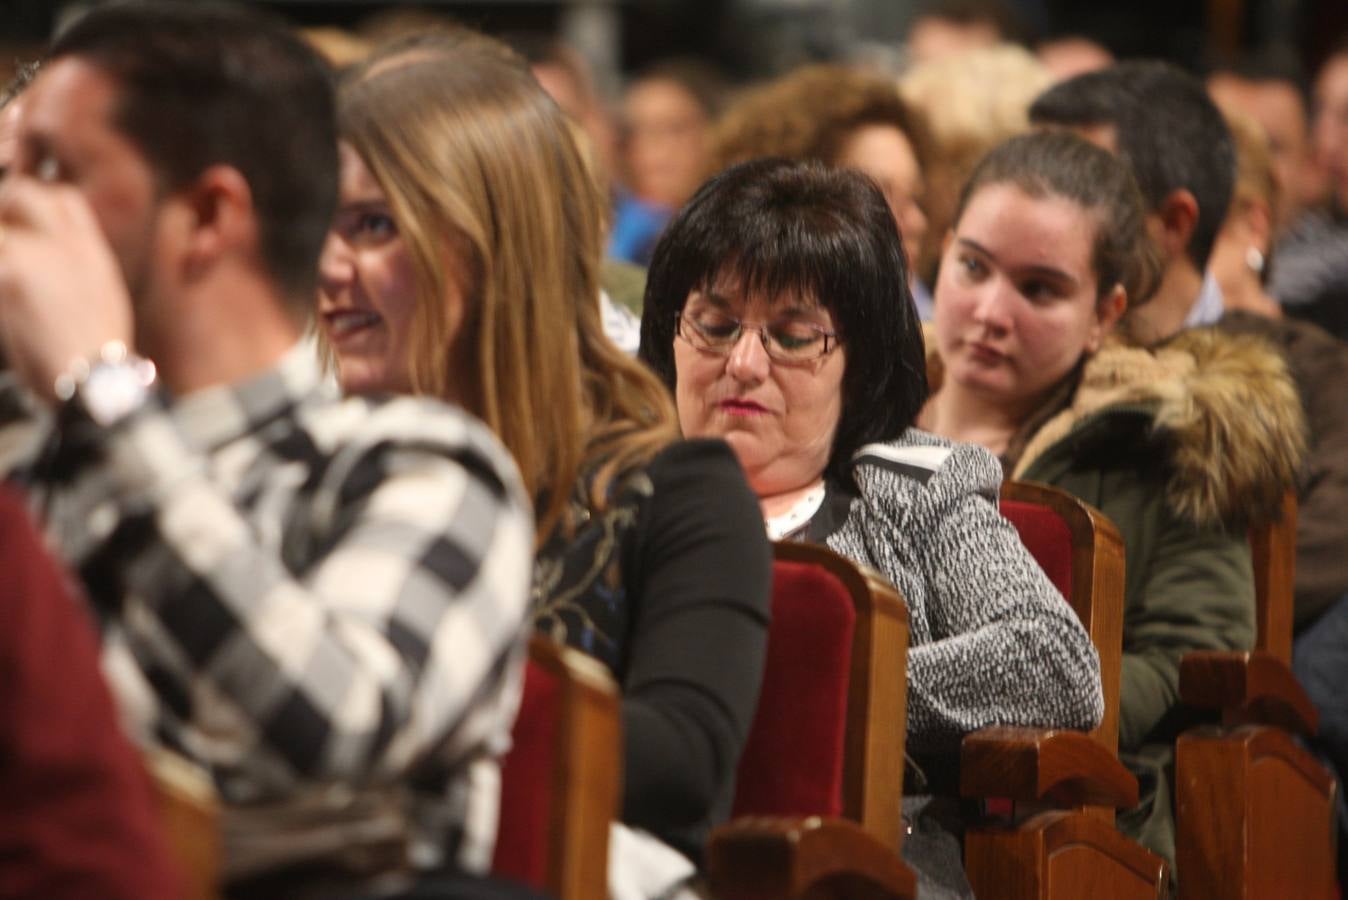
971, 276, 1015, 326
317, 232, 354, 293
725, 327, 770, 384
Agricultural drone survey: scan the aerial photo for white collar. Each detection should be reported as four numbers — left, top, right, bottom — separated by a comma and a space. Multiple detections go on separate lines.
764, 482, 827, 541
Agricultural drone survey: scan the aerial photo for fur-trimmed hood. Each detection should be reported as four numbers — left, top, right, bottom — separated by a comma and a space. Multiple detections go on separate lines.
1009, 328, 1307, 530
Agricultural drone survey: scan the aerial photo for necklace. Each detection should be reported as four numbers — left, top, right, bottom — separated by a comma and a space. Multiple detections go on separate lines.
765, 482, 826, 541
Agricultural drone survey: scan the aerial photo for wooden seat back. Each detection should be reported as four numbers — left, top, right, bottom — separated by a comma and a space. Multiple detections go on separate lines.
1250, 489, 1297, 665
1176, 490, 1338, 899
998, 480, 1125, 756
731, 541, 910, 849
709, 541, 916, 899
493, 636, 621, 899
961, 480, 1169, 899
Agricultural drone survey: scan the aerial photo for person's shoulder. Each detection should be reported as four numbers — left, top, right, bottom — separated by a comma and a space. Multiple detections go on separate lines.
851, 429, 1001, 493
647, 437, 757, 498
651, 436, 740, 470
1146, 326, 1305, 529
306, 392, 527, 499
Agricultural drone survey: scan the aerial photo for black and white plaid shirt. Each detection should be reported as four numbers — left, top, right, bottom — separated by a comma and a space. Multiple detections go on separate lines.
1, 344, 534, 876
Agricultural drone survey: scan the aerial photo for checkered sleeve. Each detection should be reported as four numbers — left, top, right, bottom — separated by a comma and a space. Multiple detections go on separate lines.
79, 394, 534, 787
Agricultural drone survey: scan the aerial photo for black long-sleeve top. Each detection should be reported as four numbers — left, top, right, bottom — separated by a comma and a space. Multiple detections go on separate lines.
533, 438, 772, 862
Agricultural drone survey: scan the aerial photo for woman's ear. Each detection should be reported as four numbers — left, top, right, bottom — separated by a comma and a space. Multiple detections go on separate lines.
1087, 283, 1127, 353
1244, 196, 1273, 258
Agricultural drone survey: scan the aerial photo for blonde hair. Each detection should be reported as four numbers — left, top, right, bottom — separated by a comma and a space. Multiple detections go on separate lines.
339, 34, 677, 543
298, 26, 372, 69
1219, 104, 1279, 215
898, 43, 1050, 165
899, 44, 1051, 280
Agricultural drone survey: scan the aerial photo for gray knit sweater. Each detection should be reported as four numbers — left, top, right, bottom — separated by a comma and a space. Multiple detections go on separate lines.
820, 429, 1104, 754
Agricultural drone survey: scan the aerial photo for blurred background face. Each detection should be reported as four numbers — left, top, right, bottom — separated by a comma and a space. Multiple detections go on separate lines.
906, 15, 1000, 65
1314, 54, 1348, 212
1037, 37, 1115, 83
835, 123, 927, 276
622, 76, 711, 208
1209, 72, 1324, 227
934, 183, 1112, 404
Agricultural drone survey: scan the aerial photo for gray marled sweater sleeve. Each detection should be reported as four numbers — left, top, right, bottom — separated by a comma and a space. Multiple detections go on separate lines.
827, 430, 1104, 754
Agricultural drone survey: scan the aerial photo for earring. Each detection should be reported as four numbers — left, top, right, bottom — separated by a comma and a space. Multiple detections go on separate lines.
1245, 247, 1265, 274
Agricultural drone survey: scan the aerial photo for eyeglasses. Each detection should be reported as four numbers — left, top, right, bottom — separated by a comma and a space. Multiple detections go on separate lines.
676, 310, 840, 363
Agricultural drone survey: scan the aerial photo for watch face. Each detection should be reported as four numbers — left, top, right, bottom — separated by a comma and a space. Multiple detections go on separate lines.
80, 359, 155, 427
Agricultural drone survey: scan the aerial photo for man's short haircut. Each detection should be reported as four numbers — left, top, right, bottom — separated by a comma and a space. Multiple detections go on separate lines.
1029, 60, 1235, 271
0, 61, 38, 110
639, 158, 929, 490
48, 2, 338, 308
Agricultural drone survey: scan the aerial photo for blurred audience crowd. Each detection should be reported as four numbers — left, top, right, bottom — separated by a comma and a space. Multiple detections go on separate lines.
0, 1, 1344, 898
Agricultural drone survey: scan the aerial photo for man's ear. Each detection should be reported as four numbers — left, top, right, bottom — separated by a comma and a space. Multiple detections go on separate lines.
179, 165, 259, 274
1153, 188, 1199, 261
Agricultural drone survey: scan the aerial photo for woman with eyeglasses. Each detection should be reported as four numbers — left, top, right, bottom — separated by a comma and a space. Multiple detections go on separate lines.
638, 157, 1103, 895
317, 33, 771, 893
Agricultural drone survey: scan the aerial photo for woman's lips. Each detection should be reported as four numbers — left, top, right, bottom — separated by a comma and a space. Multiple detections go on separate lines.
967, 341, 1007, 365
324, 310, 382, 342
718, 398, 769, 416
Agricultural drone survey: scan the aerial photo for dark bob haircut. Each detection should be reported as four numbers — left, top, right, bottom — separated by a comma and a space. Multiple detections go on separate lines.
638, 158, 928, 489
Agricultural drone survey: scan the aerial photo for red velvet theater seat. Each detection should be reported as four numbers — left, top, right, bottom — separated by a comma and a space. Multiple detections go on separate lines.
729, 554, 855, 821
708, 541, 916, 900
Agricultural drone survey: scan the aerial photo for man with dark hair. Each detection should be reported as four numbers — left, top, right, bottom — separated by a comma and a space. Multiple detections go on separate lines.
1029, 60, 1236, 341
0, 3, 534, 893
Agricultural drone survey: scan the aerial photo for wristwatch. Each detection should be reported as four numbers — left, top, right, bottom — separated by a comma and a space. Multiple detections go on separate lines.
54, 341, 158, 427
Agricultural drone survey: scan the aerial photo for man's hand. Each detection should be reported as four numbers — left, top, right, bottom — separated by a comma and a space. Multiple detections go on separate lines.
0, 175, 134, 403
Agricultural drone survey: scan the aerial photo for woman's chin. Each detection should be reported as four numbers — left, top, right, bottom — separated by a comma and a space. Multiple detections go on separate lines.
337, 361, 403, 397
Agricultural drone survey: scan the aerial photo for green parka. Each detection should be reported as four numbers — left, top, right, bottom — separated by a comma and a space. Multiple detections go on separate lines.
1010, 327, 1306, 874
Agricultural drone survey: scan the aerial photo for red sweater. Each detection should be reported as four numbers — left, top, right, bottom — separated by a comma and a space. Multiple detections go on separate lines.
0, 487, 181, 898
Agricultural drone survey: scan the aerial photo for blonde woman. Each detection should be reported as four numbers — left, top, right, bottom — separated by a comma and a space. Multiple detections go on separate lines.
316, 33, 772, 883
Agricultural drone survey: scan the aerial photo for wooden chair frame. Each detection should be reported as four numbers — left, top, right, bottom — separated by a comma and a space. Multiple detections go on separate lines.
149, 749, 221, 900
1176, 491, 1338, 899
515, 635, 622, 900
960, 480, 1170, 899
708, 540, 916, 899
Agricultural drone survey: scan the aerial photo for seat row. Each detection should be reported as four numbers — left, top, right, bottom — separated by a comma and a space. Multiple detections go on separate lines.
155, 482, 1337, 899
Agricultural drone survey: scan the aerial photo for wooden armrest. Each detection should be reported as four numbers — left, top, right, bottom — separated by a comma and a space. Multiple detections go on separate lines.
707, 816, 916, 900
1179, 650, 1318, 736
968, 808, 1171, 895
960, 726, 1138, 809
